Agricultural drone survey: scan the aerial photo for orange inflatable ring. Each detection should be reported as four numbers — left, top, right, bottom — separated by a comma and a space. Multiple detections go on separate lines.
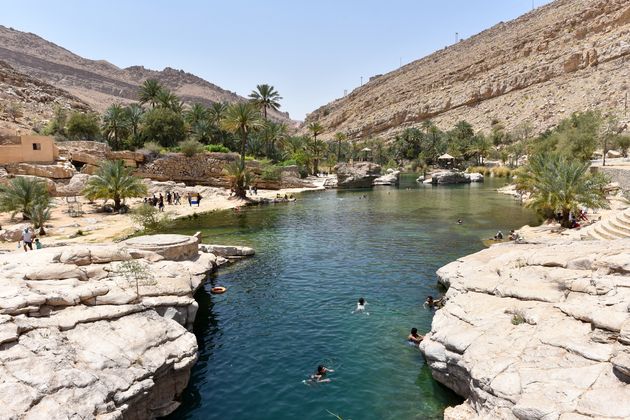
211, 286, 227, 294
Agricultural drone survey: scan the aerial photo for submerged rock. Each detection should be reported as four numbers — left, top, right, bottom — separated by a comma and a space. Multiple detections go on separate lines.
421, 239, 630, 419
0, 234, 251, 418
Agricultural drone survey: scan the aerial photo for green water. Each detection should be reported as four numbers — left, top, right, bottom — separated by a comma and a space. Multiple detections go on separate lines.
165, 175, 539, 420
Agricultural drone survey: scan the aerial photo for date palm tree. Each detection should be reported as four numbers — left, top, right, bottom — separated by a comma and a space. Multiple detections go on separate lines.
0, 177, 50, 220
102, 104, 130, 151
126, 104, 144, 147
249, 84, 282, 120
307, 138, 327, 175
156, 89, 183, 113
27, 203, 52, 235
516, 154, 609, 228
334, 132, 347, 162
224, 159, 253, 198
82, 160, 148, 211
185, 103, 208, 126
138, 79, 163, 108
221, 103, 264, 197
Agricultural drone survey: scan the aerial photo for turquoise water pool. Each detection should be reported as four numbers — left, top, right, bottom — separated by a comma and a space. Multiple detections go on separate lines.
164, 176, 539, 420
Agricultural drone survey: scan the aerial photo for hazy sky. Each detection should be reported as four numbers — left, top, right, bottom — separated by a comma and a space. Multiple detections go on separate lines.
2, 0, 552, 120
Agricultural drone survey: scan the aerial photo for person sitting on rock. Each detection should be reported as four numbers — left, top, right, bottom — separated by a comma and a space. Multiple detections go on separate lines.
424, 295, 444, 309
494, 230, 504, 240
408, 328, 424, 346
508, 230, 518, 240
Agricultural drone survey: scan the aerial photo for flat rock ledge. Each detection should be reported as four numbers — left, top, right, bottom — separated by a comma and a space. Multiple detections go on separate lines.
0, 234, 240, 419
421, 239, 630, 420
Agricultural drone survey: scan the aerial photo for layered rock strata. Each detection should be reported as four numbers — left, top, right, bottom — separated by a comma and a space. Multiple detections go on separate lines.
0, 234, 235, 418
334, 162, 382, 188
306, 0, 630, 140
421, 239, 630, 419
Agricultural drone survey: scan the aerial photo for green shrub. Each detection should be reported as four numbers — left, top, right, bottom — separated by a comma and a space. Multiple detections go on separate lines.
491, 167, 512, 178
142, 141, 163, 156
179, 139, 205, 157
277, 159, 298, 167
511, 314, 525, 325
467, 166, 491, 176
206, 144, 231, 153
130, 204, 173, 233
261, 166, 281, 181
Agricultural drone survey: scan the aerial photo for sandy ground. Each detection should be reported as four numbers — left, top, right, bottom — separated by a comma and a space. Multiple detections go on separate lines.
0, 179, 328, 252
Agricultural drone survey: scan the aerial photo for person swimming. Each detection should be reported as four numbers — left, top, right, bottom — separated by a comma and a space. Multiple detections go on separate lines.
424, 295, 444, 309
353, 297, 369, 315
408, 328, 424, 346
457, 219, 463, 225
310, 365, 334, 383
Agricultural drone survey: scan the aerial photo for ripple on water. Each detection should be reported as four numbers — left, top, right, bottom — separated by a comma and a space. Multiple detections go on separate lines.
165, 178, 539, 420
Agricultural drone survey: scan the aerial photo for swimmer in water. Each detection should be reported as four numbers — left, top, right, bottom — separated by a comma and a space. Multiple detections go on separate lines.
457, 219, 463, 225
352, 297, 369, 315
408, 328, 424, 346
310, 365, 334, 383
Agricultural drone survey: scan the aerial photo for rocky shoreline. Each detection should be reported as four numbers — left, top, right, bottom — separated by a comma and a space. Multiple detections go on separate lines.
0, 234, 254, 418
420, 237, 630, 419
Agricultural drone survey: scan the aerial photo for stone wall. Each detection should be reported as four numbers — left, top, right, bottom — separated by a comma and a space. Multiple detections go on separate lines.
592, 166, 630, 193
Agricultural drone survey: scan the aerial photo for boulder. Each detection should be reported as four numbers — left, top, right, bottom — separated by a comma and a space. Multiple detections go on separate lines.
4, 162, 76, 179
334, 162, 381, 188
430, 171, 470, 185
467, 172, 484, 182
55, 173, 91, 197
373, 169, 400, 186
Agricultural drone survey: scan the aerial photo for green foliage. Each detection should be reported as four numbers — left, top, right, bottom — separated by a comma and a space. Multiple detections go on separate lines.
0, 177, 51, 220
614, 135, 630, 157
249, 84, 282, 120
141, 107, 186, 147
82, 160, 148, 210
206, 144, 231, 153
138, 79, 164, 108
516, 154, 609, 227
130, 204, 173, 233
102, 104, 130, 150
224, 158, 253, 198
66, 112, 101, 140
178, 139, 205, 157
261, 166, 281, 181
3, 102, 23, 122
511, 314, 525, 326
42, 106, 69, 137
27, 202, 52, 235
116, 260, 153, 301
141, 141, 163, 156
492, 166, 512, 178
221, 102, 265, 172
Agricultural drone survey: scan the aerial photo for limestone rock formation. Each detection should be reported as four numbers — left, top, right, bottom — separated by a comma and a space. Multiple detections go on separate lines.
305, 0, 630, 140
334, 162, 381, 188
373, 169, 400, 186
421, 239, 630, 420
0, 234, 239, 418
430, 171, 470, 185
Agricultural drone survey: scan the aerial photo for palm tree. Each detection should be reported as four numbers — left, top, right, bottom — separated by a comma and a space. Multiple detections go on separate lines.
260, 122, 288, 160
126, 104, 144, 147
307, 137, 327, 175
249, 84, 282, 120
156, 89, 183, 113
138, 79, 163, 108
517, 154, 609, 228
334, 132, 347, 162
224, 159, 253, 198
0, 177, 50, 220
185, 103, 208, 126
27, 203, 52, 235
191, 119, 213, 144
221, 103, 264, 197
308, 122, 324, 142
102, 104, 130, 151
82, 160, 148, 211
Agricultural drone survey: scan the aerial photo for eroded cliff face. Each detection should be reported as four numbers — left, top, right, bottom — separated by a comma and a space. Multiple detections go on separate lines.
0, 235, 219, 419
306, 0, 630, 140
421, 239, 630, 419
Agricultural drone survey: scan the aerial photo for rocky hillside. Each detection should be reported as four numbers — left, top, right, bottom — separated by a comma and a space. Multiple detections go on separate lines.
0, 25, 292, 122
305, 0, 630, 140
0, 60, 91, 132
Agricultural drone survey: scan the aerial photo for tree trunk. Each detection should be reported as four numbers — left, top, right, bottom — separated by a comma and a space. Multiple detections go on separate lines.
561, 208, 571, 228
114, 197, 121, 211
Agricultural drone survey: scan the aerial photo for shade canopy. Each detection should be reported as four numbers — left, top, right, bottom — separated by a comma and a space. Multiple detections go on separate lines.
361, 147, 372, 152
438, 153, 455, 160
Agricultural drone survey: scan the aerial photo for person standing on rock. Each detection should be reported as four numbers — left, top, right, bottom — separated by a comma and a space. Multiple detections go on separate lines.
158, 195, 165, 212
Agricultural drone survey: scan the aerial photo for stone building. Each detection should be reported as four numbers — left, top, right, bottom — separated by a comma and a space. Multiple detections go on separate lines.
0, 134, 59, 164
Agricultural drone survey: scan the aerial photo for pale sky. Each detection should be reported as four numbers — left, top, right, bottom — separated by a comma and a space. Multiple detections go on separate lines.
1, 0, 553, 120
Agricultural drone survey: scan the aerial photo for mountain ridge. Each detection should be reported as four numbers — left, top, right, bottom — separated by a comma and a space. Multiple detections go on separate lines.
304, 0, 630, 140
0, 25, 292, 123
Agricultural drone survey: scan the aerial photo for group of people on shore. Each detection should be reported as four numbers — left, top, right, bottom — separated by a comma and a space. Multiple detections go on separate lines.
144, 191, 203, 210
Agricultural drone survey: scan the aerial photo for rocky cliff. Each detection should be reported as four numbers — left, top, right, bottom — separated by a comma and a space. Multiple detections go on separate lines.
0, 25, 292, 123
306, 0, 630, 140
421, 238, 630, 419
0, 61, 92, 132
0, 234, 242, 418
